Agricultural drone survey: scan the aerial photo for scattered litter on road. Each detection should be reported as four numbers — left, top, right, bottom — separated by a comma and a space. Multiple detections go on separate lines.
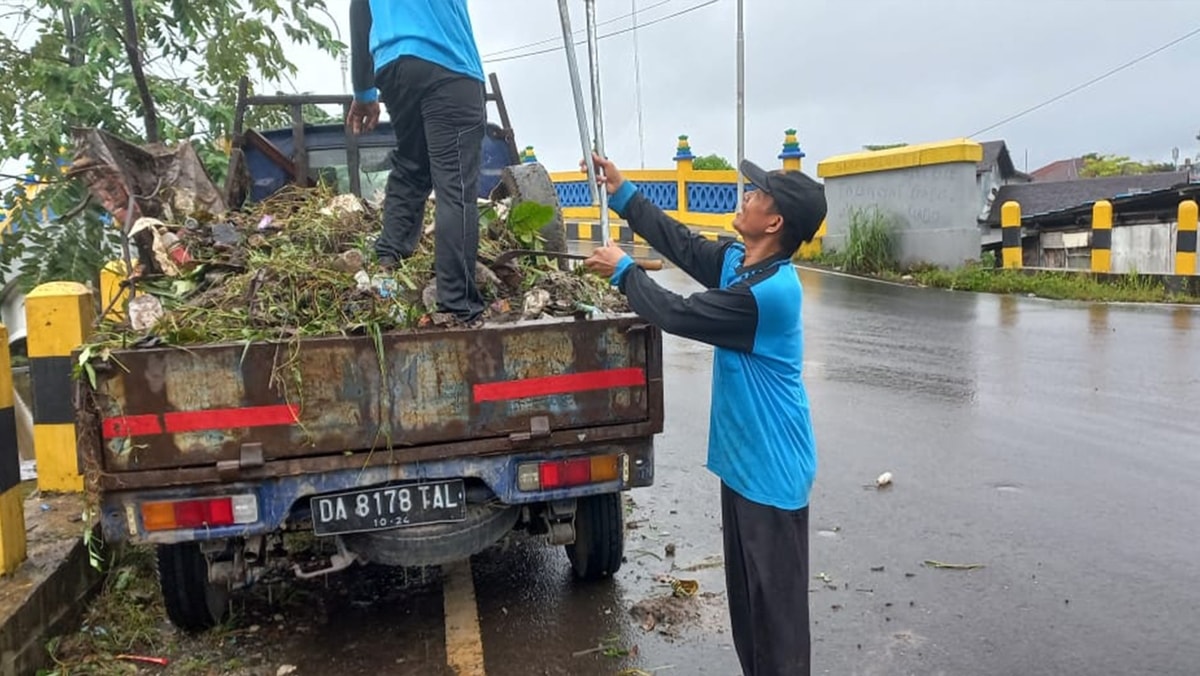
814, 572, 833, 583
860, 470, 896, 490
115, 654, 169, 666
277, 665, 298, 676
677, 555, 723, 572
572, 635, 633, 658
629, 549, 663, 562
664, 543, 676, 557
923, 559, 985, 570
871, 565, 885, 572
630, 594, 703, 634
19, 460, 35, 482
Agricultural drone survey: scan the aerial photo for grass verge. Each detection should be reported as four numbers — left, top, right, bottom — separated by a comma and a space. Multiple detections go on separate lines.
809, 208, 1200, 305
909, 264, 1200, 304
40, 545, 245, 676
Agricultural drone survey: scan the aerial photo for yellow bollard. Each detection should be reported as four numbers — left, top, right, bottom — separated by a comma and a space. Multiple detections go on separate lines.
0, 324, 26, 574
99, 259, 128, 322
26, 282, 94, 493
1001, 201, 1022, 268
1176, 200, 1198, 276
1091, 200, 1113, 274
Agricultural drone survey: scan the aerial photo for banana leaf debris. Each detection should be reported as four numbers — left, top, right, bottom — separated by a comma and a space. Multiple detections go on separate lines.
95, 186, 630, 348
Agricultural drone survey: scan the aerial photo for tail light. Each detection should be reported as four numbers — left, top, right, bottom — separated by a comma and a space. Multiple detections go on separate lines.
517, 454, 622, 492
140, 495, 258, 532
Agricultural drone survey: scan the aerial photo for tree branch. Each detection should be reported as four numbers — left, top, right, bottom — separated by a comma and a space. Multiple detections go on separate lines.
119, 0, 159, 143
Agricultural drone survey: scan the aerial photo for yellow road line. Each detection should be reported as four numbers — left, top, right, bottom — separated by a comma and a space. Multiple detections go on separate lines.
443, 559, 486, 675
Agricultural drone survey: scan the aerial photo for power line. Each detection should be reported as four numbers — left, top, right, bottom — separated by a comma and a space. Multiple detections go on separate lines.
484, 0, 722, 65
969, 24, 1200, 138
481, 0, 673, 59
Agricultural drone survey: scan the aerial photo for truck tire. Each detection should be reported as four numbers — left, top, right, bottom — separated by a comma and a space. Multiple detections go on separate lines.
156, 542, 229, 632
493, 163, 568, 258
566, 492, 625, 581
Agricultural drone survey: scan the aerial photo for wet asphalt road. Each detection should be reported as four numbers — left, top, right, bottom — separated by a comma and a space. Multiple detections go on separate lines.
260, 266, 1200, 676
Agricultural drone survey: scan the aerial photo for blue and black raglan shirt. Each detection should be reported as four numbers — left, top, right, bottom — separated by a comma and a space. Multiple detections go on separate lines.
607, 181, 817, 511
349, 0, 484, 103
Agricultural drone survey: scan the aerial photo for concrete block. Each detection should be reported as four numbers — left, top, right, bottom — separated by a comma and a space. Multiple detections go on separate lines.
0, 494, 104, 676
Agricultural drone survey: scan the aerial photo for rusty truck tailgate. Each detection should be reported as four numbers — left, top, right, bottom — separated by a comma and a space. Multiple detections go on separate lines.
87, 317, 661, 476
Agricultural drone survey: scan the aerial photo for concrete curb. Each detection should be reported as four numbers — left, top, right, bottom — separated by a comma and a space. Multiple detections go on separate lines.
0, 493, 105, 676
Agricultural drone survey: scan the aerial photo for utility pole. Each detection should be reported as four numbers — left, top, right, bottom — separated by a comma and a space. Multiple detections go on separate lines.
735, 0, 745, 213
632, 0, 646, 168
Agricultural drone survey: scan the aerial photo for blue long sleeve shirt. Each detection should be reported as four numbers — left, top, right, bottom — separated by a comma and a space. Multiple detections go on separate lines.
608, 180, 818, 511
350, 0, 485, 103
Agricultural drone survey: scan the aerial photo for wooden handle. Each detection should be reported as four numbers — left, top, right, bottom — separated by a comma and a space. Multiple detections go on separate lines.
636, 259, 664, 271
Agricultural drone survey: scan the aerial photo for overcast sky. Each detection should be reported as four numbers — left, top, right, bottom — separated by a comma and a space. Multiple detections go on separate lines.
273, 0, 1200, 177
4, 0, 1200, 184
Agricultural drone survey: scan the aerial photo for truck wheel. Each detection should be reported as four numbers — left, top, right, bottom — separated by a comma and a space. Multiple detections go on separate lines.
156, 542, 229, 632
493, 163, 568, 259
566, 493, 625, 581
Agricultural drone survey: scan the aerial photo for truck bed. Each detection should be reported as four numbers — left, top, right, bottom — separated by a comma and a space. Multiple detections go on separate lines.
83, 315, 663, 489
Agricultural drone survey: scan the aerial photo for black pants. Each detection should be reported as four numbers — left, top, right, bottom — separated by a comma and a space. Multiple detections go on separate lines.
721, 482, 811, 676
375, 56, 486, 322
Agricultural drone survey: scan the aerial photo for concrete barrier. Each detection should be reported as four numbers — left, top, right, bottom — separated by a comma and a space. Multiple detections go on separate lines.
26, 282, 93, 494
1091, 200, 1113, 273
1177, 200, 1198, 276
1001, 201, 1022, 269
0, 324, 24, 575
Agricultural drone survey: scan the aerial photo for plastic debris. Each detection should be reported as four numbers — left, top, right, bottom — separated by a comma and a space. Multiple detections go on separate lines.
128, 295, 165, 332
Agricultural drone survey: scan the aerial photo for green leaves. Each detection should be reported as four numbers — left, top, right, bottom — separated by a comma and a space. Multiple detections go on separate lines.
0, 0, 346, 290
506, 201, 554, 249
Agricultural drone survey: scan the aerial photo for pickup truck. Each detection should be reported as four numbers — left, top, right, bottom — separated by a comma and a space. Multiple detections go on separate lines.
78, 76, 663, 631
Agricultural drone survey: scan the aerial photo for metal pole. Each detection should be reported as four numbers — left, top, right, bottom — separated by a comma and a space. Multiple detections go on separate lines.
584, 0, 610, 232
556, 0, 599, 206
632, 0, 646, 169
736, 0, 745, 213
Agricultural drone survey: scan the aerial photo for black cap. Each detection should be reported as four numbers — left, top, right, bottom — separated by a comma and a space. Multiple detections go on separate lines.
739, 159, 827, 245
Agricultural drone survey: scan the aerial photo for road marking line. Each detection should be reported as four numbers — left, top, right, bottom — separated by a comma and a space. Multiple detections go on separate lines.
443, 559, 486, 675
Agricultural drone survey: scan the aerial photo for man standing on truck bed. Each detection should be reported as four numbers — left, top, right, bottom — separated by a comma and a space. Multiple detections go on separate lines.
346, 0, 486, 327
583, 154, 826, 676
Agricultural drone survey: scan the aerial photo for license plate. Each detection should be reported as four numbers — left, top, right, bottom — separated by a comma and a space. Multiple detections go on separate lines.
310, 480, 466, 536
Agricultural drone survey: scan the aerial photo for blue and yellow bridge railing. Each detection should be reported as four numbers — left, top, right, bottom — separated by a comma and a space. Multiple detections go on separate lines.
540, 130, 826, 260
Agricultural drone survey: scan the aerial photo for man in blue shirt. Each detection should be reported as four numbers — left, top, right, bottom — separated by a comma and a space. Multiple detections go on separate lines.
584, 154, 826, 676
347, 0, 486, 326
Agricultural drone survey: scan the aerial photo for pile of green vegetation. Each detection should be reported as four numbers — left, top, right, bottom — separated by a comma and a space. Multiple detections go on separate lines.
91, 186, 629, 349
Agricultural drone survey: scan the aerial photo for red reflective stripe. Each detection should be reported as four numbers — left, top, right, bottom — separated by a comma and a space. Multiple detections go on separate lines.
102, 414, 163, 439
473, 368, 646, 403
163, 404, 300, 433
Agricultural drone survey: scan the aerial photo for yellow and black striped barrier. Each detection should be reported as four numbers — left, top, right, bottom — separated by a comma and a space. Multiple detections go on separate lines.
0, 324, 26, 574
99, 260, 128, 321
26, 282, 93, 494
1177, 200, 1198, 276
1001, 201, 1022, 268
1091, 200, 1113, 274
